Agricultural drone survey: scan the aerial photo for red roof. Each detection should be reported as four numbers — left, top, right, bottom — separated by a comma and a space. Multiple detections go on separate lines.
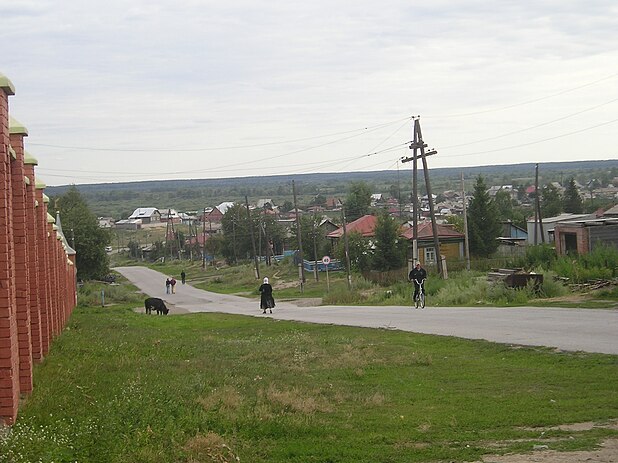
327, 215, 378, 238
400, 222, 464, 240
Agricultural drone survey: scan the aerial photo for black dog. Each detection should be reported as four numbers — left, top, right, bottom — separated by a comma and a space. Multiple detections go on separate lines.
144, 297, 169, 315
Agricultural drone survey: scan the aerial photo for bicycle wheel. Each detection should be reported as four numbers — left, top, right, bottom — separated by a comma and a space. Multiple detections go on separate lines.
414, 293, 420, 309
419, 292, 425, 309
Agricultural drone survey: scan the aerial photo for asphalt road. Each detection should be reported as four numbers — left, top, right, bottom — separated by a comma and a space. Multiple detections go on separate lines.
115, 266, 618, 355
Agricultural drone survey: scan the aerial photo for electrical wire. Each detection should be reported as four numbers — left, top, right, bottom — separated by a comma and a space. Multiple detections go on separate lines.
441, 117, 618, 158
426, 71, 618, 118
28, 116, 413, 152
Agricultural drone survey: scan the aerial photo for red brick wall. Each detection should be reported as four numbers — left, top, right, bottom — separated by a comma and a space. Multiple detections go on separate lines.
0, 85, 20, 424
0, 79, 77, 425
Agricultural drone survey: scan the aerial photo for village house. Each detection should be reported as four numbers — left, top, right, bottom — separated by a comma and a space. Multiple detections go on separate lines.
128, 207, 161, 224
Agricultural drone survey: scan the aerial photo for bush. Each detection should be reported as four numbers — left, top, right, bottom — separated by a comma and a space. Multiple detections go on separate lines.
553, 245, 618, 283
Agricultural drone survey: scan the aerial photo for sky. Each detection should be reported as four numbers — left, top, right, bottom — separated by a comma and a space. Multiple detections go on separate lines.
2, 0, 617, 186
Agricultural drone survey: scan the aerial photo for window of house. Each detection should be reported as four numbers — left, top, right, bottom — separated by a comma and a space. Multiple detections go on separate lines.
425, 247, 436, 263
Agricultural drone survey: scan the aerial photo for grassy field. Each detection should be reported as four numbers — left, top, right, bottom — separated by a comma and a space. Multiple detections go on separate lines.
1, 285, 617, 462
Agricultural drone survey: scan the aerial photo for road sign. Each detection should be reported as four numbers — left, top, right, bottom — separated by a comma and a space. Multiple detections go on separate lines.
322, 256, 331, 265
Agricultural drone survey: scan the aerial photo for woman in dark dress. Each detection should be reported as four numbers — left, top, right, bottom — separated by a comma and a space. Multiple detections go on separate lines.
259, 277, 275, 314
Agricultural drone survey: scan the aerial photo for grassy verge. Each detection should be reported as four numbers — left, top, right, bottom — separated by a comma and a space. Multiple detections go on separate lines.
1, 290, 616, 462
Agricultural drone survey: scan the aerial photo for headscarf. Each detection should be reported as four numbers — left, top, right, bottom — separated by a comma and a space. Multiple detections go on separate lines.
263, 277, 269, 284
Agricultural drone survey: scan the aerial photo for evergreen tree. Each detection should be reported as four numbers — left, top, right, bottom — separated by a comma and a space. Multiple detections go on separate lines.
493, 190, 513, 221
344, 181, 372, 222
54, 186, 111, 280
372, 212, 406, 271
541, 184, 562, 217
467, 176, 501, 257
563, 177, 583, 213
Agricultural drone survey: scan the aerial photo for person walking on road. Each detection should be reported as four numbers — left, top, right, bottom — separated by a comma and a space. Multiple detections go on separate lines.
409, 262, 427, 307
259, 277, 275, 314
181, 270, 186, 285
165, 278, 171, 294
170, 277, 177, 294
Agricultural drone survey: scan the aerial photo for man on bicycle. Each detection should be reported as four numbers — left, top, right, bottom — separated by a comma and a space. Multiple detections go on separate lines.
408, 262, 427, 306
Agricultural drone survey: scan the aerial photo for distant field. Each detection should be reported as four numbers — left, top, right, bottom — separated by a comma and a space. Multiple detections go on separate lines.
1, 299, 616, 462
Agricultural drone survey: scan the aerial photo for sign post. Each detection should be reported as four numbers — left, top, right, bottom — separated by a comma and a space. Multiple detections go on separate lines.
322, 256, 331, 292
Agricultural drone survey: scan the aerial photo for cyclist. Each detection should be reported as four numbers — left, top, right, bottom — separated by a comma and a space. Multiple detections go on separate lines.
408, 262, 427, 307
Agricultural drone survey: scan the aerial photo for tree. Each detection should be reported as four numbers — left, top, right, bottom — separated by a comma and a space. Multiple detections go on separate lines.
220, 203, 253, 263
541, 184, 562, 217
291, 215, 328, 261
310, 194, 327, 207
54, 186, 111, 280
372, 212, 406, 271
344, 181, 372, 222
280, 200, 294, 213
493, 190, 513, 221
467, 176, 501, 257
335, 231, 372, 272
563, 177, 583, 213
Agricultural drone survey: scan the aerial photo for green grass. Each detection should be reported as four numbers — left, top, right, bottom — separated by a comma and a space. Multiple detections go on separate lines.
2, 291, 617, 462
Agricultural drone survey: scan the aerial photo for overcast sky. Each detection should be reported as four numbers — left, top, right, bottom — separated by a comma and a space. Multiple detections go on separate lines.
2, 0, 617, 186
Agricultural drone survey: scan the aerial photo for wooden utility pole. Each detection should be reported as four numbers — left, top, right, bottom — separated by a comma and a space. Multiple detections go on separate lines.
292, 180, 305, 291
202, 207, 206, 268
312, 209, 319, 281
341, 206, 352, 290
245, 196, 260, 280
534, 164, 545, 244
461, 172, 471, 271
416, 119, 443, 277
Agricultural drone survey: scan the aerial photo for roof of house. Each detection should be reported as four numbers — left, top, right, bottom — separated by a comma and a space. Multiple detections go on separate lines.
327, 214, 379, 238
603, 204, 618, 216
400, 221, 464, 240
217, 202, 235, 215
526, 213, 591, 224
129, 207, 159, 219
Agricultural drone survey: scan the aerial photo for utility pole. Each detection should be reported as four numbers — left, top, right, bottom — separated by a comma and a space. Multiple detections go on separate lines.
416, 119, 443, 277
461, 172, 471, 271
202, 207, 206, 269
341, 205, 352, 290
165, 209, 171, 261
292, 180, 305, 291
312, 209, 319, 281
245, 196, 260, 279
534, 164, 545, 244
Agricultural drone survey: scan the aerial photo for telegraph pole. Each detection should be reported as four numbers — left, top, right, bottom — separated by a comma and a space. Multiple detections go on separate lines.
202, 207, 206, 269
245, 196, 260, 279
341, 206, 352, 290
416, 119, 443, 277
402, 117, 443, 277
292, 180, 305, 291
461, 172, 471, 271
534, 164, 545, 244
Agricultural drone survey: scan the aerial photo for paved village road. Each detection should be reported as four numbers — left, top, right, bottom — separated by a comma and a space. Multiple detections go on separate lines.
115, 266, 618, 355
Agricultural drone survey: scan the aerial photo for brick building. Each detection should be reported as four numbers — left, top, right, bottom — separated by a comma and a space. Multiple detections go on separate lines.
0, 73, 77, 425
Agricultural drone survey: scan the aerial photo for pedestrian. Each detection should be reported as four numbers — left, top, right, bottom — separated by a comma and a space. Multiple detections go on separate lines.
170, 277, 177, 294
181, 270, 186, 285
165, 278, 171, 294
259, 277, 275, 314
408, 262, 427, 307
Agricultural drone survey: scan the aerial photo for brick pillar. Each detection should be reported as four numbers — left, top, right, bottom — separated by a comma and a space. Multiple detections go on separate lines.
36, 188, 51, 356
10, 117, 33, 394
24, 153, 42, 362
49, 225, 60, 337
0, 75, 19, 425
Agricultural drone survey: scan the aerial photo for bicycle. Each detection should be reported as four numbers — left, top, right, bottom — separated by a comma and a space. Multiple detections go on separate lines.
413, 278, 426, 309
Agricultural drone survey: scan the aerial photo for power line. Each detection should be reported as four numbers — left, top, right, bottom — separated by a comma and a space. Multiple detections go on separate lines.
28, 116, 413, 152
426, 71, 618, 118
440, 97, 618, 149
441, 117, 618, 158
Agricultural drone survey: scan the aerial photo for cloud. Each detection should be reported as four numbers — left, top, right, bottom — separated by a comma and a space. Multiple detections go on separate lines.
2, 1, 617, 185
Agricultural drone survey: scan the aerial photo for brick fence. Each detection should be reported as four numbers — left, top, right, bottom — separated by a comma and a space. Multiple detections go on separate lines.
0, 74, 77, 425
